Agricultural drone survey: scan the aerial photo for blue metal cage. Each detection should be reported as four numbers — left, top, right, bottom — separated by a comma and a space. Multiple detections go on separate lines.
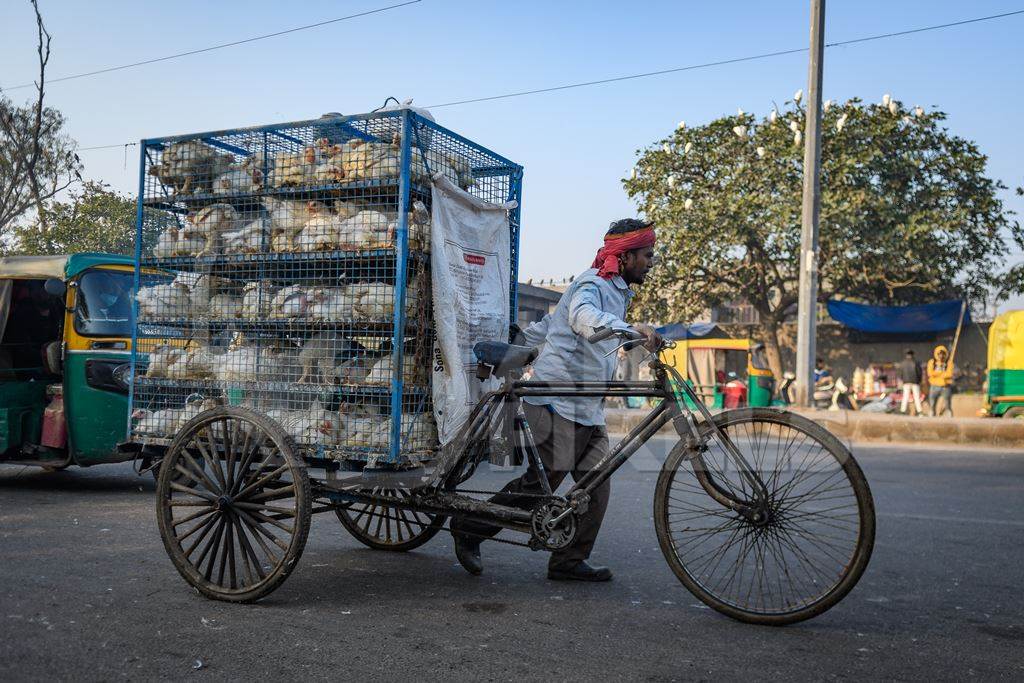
129, 109, 522, 469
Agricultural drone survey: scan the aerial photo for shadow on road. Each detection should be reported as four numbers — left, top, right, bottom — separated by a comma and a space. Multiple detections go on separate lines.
0, 465, 156, 493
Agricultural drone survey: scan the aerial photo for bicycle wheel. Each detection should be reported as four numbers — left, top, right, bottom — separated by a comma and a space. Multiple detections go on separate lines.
156, 406, 311, 603
654, 407, 875, 625
336, 487, 445, 551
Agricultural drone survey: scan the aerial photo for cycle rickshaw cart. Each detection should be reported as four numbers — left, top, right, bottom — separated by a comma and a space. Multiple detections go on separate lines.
130, 110, 875, 625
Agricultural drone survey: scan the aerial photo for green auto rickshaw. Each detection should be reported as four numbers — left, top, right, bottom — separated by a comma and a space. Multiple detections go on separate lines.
0, 253, 143, 469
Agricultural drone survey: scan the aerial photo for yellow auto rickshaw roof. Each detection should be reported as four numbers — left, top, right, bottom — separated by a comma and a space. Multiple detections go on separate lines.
0, 255, 70, 280
989, 310, 1024, 370
674, 338, 751, 351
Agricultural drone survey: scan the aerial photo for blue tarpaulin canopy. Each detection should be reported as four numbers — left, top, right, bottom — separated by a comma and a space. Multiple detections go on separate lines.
655, 322, 730, 340
826, 299, 969, 334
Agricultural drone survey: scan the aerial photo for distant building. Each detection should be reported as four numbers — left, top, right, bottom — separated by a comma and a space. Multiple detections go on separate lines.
517, 282, 563, 324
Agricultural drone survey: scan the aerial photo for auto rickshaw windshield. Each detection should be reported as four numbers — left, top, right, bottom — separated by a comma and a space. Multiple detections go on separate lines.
75, 269, 134, 337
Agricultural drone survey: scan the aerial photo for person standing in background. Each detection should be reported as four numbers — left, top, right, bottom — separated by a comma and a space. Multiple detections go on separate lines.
927, 345, 955, 416
898, 349, 924, 415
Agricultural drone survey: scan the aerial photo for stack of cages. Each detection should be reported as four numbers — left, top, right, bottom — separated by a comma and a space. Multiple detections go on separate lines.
129, 109, 523, 473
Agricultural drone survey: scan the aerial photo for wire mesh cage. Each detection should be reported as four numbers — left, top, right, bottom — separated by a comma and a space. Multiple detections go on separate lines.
129, 110, 523, 469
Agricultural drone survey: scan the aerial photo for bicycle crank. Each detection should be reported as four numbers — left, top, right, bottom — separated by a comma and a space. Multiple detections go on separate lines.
530, 501, 578, 551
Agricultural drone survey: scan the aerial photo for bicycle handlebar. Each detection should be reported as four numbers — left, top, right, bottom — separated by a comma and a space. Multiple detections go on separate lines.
587, 326, 646, 344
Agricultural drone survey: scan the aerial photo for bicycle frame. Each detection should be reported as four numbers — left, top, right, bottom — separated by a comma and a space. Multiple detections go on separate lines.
315, 349, 772, 539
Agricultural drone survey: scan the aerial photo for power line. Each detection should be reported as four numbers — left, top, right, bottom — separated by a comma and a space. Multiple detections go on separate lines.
0, 1, 422, 91
427, 8, 1024, 108
76, 8, 1024, 152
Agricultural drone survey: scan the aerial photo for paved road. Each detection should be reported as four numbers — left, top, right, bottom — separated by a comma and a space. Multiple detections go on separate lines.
1, 440, 1023, 681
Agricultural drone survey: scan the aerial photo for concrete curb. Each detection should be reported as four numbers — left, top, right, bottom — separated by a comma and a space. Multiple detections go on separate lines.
604, 407, 1024, 448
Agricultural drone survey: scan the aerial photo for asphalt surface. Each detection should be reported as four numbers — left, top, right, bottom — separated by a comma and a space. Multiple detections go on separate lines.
1, 439, 1023, 681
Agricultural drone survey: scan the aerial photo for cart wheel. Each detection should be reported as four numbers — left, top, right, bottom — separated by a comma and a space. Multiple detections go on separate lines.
156, 406, 311, 603
336, 487, 444, 551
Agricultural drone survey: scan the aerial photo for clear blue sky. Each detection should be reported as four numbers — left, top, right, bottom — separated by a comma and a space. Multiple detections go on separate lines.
2, 0, 1022, 308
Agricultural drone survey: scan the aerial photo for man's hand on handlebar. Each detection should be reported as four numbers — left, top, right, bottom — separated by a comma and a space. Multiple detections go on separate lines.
587, 325, 664, 352
634, 323, 664, 352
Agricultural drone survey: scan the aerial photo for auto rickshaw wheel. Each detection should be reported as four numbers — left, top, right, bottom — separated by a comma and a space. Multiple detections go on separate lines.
335, 487, 445, 551
156, 406, 311, 603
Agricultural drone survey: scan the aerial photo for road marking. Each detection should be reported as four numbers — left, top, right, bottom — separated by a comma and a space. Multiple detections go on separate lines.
879, 512, 1024, 527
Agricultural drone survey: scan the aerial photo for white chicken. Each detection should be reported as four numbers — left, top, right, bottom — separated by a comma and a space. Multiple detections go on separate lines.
165, 343, 217, 379
144, 345, 185, 378
241, 281, 276, 318
152, 228, 178, 259
208, 294, 242, 319
331, 355, 376, 384
339, 414, 379, 448
136, 281, 192, 320
307, 287, 354, 321
338, 210, 391, 249
349, 283, 410, 321
267, 404, 339, 445
269, 285, 309, 318
401, 412, 438, 451
215, 344, 261, 382
213, 154, 264, 195
265, 198, 327, 253
269, 143, 322, 188
148, 140, 233, 195
134, 398, 215, 437
367, 353, 421, 386
184, 203, 239, 256
296, 210, 346, 252
222, 219, 269, 254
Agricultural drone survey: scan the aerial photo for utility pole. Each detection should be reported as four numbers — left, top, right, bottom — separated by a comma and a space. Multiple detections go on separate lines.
795, 0, 826, 407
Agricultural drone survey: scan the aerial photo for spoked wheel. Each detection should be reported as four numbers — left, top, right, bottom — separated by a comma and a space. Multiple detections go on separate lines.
336, 487, 445, 551
156, 406, 311, 602
655, 408, 875, 625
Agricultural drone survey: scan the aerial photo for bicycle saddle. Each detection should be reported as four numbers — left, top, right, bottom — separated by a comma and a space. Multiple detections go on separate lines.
473, 341, 538, 376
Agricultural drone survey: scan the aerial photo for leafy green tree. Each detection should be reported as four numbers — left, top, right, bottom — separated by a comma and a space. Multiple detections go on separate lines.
624, 96, 1022, 377
10, 181, 135, 256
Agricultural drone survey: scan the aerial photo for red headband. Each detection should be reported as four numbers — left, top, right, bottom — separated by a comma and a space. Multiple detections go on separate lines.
591, 227, 657, 279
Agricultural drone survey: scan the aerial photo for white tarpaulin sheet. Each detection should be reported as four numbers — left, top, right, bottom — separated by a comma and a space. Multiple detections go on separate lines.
430, 174, 517, 445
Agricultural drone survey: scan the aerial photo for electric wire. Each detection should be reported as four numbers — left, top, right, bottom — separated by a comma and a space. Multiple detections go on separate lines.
74, 8, 1024, 152
427, 9, 1024, 108
0, 0, 422, 91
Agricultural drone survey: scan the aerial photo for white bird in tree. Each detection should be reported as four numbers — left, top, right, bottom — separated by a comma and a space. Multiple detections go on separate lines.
882, 93, 892, 107
662, 143, 672, 154
823, 99, 833, 112
684, 198, 694, 210
836, 113, 849, 132
630, 167, 637, 179
684, 142, 693, 154
793, 130, 802, 146
901, 115, 913, 124
914, 105, 924, 117
667, 175, 677, 189
789, 120, 800, 133
732, 125, 747, 138
756, 146, 766, 158
793, 89, 803, 103
769, 109, 778, 124
677, 120, 686, 130
888, 100, 898, 115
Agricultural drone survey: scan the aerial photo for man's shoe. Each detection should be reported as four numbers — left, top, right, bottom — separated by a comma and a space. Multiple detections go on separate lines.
453, 534, 483, 576
547, 560, 612, 582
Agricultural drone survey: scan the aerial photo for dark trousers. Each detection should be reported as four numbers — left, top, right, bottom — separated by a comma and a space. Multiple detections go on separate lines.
458, 402, 611, 570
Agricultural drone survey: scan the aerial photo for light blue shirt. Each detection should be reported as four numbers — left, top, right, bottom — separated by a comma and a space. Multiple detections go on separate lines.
522, 268, 634, 426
